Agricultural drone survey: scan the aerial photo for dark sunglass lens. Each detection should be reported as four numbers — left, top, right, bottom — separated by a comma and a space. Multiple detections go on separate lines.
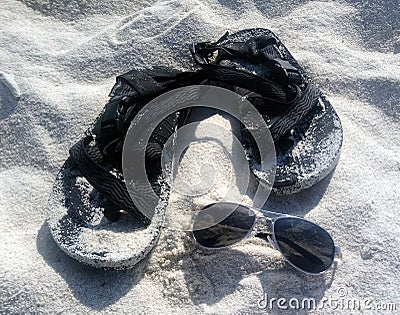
193, 203, 256, 248
273, 218, 335, 274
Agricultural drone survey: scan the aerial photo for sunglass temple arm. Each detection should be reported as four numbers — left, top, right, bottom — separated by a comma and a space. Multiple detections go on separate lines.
334, 246, 342, 262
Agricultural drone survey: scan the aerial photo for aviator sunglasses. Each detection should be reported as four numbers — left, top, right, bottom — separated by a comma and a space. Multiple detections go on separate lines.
192, 202, 341, 275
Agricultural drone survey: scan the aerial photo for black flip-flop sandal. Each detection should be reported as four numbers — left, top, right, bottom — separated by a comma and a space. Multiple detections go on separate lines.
46, 63, 279, 268
47, 28, 342, 268
190, 28, 343, 194
46, 67, 199, 269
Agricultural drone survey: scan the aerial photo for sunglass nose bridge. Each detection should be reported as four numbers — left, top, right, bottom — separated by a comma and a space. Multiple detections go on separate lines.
253, 216, 273, 235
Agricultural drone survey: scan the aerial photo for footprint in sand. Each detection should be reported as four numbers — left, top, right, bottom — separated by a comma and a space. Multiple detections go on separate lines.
0, 72, 21, 120
112, 0, 198, 44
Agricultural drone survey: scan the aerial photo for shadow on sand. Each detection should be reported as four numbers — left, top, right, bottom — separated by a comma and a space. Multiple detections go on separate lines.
181, 235, 337, 314
180, 168, 337, 312
265, 169, 335, 217
36, 222, 149, 310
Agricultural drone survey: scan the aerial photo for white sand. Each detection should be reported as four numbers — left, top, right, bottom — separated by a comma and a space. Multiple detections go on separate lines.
1, 0, 399, 314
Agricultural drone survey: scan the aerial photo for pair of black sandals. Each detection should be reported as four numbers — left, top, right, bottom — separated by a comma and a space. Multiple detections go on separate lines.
47, 28, 342, 269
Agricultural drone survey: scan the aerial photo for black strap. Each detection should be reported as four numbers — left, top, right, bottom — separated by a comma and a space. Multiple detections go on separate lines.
269, 83, 321, 140
116, 69, 164, 97
190, 35, 304, 85
69, 136, 151, 225
200, 65, 294, 104
191, 33, 320, 141
96, 69, 200, 161
199, 65, 319, 140
109, 67, 196, 99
